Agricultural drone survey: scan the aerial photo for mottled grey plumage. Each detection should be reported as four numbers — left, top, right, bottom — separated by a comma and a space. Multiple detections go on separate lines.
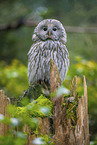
28, 19, 69, 84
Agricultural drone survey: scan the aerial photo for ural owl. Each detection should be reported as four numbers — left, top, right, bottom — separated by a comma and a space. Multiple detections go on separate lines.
28, 19, 69, 85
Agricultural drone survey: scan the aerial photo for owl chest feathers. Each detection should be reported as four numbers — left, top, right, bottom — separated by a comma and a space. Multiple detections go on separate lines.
28, 40, 69, 84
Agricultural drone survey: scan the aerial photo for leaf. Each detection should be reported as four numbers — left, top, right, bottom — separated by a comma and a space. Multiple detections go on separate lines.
56, 86, 70, 97
0, 114, 4, 121
40, 107, 50, 115
32, 137, 46, 145
11, 118, 19, 127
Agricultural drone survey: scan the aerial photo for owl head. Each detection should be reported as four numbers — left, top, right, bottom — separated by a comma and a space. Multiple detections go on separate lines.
32, 19, 67, 44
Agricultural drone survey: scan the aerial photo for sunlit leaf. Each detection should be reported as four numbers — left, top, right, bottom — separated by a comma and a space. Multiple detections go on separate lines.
76, 68, 83, 73
11, 118, 19, 126
32, 137, 45, 144
7, 71, 19, 78
32, 117, 39, 124
0, 114, 4, 121
56, 86, 70, 97
16, 131, 26, 139
40, 107, 50, 115
7, 104, 17, 116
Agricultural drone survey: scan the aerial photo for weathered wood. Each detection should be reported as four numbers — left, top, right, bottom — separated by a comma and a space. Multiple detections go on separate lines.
0, 90, 10, 135
49, 59, 89, 145
50, 58, 62, 92
50, 58, 65, 144
73, 76, 89, 145
23, 126, 36, 145
50, 59, 66, 144
39, 117, 50, 135
70, 75, 77, 97
50, 75, 89, 145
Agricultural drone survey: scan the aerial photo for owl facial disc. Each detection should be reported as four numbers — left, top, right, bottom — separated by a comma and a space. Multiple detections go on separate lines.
32, 19, 67, 43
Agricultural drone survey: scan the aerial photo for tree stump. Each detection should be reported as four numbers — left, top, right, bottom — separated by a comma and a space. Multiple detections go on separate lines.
0, 90, 10, 135
50, 71, 89, 145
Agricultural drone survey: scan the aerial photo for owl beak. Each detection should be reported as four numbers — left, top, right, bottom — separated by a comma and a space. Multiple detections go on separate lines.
48, 31, 51, 36
47, 30, 52, 36
47, 31, 52, 39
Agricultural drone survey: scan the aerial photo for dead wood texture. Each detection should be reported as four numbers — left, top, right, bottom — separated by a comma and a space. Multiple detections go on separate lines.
0, 90, 10, 135
50, 73, 89, 145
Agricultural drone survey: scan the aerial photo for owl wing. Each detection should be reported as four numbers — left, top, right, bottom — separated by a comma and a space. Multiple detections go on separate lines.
51, 42, 69, 82
28, 42, 50, 84
28, 42, 42, 84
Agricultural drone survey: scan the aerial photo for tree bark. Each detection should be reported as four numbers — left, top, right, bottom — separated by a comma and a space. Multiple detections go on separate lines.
0, 90, 10, 135
50, 59, 89, 145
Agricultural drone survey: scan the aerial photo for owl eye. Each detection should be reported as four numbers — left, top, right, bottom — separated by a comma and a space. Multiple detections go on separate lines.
53, 27, 57, 31
43, 27, 47, 31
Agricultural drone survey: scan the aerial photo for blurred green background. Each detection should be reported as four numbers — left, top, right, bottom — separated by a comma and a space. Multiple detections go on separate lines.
0, 0, 97, 143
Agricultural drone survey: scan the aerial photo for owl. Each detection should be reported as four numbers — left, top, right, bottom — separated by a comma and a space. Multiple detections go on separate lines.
28, 19, 69, 85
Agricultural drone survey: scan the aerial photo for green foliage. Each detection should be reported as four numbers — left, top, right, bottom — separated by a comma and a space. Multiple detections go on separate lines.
32, 136, 54, 145
90, 141, 97, 145
0, 112, 27, 145
36, 95, 53, 111
0, 59, 29, 98
67, 33, 97, 62
65, 56, 97, 112
22, 83, 48, 100
15, 95, 53, 118
0, 134, 26, 145
64, 56, 97, 141
65, 97, 79, 127
40, 135, 54, 145
0, 95, 53, 145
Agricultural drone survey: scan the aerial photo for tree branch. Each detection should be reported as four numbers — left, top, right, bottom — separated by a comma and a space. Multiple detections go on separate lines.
0, 18, 97, 33
0, 18, 38, 31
